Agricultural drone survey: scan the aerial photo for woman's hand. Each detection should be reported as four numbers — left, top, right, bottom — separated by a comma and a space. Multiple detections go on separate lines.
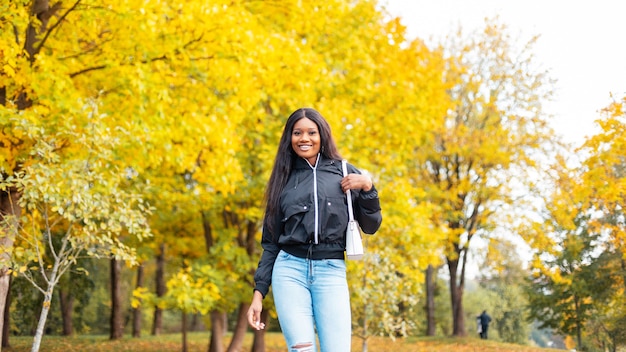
247, 290, 266, 330
341, 173, 372, 193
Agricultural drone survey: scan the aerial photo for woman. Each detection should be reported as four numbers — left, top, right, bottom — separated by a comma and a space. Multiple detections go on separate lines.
247, 108, 382, 351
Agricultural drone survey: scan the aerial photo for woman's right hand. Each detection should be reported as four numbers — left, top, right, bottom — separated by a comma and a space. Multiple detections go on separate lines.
247, 290, 266, 330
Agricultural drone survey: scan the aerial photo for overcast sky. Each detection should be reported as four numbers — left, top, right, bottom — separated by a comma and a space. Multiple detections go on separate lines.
383, 0, 626, 146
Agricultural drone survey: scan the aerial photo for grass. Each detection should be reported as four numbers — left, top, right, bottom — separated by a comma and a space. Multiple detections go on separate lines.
3, 332, 562, 352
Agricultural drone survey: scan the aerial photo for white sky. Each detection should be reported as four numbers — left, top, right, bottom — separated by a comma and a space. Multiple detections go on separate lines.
383, 0, 626, 147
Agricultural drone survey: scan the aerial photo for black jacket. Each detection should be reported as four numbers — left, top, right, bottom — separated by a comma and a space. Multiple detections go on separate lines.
253, 156, 382, 297
480, 312, 492, 327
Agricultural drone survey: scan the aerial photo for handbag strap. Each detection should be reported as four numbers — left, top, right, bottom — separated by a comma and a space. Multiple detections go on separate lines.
341, 160, 355, 222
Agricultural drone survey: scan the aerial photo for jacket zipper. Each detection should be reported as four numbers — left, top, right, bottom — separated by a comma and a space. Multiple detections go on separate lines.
306, 155, 320, 244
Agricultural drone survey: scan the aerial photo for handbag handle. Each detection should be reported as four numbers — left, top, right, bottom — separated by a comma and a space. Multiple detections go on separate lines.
341, 160, 355, 222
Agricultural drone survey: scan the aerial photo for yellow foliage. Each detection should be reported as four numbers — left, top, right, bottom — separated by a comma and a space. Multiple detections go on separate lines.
580, 95, 626, 256
1, 1, 558, 336
563, 335, 576, 350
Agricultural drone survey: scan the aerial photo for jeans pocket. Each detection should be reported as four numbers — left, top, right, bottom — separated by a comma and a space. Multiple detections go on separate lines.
323, 258, 346, 271
277, 250, 292, 261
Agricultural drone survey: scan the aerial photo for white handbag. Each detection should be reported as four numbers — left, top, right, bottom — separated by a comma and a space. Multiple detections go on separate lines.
342, 160, 364, 260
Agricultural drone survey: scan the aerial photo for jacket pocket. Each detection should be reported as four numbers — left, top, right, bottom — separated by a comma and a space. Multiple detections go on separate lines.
280, 203, 312, 244
319, 196, 348, 243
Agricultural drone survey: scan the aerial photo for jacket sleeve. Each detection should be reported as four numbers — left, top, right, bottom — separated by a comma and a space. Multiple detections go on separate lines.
354, 185, 382, 234
253, 213, 281, 298
347, 163, 382, 234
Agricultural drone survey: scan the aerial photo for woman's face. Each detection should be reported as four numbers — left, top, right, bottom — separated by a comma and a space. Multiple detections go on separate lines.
291, 117, 321, 165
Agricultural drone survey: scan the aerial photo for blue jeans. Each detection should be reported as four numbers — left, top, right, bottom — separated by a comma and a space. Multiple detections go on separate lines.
272, 250, 351, 352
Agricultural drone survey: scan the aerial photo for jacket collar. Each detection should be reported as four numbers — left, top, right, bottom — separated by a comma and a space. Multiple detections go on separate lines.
294, 154, 336, 170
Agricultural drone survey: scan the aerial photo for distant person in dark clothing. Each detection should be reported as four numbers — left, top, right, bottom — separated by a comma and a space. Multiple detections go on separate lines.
478, 310, 492, 339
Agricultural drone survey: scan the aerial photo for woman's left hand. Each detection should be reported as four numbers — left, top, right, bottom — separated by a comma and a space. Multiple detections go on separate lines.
341, 174, 372, 193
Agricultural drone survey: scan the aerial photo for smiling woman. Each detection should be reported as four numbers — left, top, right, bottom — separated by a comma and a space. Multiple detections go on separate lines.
247, 107, 382, 351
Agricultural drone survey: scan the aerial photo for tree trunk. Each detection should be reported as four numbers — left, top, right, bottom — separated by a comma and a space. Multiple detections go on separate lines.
132, 264, 145, 338
182, 311, 188, 352
32, 250, 65, 352
24, 0, 54, 58
190, 314, 202, 331
202, 213, 223, 352
152, 244, 166, 336
243, 221, 262, 352
425, 264, 436, 336
31, 290, 53, 352
1, 276, 12, 349
611, 334, 617, 352
202, 212, 214, 252
0, 188, 21, 348
447, 256, 467, 336
574, 294, 582, 349
59, 289, 74, 336
250, 309, 268, 352
208, 310, 226, 352
226, 303, 250, 352
110, 259, 123, 340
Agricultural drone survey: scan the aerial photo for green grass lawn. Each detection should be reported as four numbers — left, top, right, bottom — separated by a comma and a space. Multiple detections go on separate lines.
3, 332, 563, 352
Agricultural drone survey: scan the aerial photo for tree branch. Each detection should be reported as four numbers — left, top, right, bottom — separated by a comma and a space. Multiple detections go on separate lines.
33, 0, 82, 60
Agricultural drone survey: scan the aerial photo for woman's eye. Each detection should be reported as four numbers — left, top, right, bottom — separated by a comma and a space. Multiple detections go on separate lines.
293, 131, 301, 136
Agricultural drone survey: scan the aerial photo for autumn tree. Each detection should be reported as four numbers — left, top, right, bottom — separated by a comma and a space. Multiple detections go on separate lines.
1, 105, 151, 352
0, 0, 160, 342
526, 155, 618, 351
580, 96, 626, 262
2, 0, 257, 346
575, 95, 626, 351
415, 19, 556, 336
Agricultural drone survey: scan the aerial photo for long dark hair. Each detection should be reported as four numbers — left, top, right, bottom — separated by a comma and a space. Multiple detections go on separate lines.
264, 108, 342, 233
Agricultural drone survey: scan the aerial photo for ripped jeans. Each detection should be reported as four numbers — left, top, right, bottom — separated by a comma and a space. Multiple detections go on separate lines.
272, 250, 351, 352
